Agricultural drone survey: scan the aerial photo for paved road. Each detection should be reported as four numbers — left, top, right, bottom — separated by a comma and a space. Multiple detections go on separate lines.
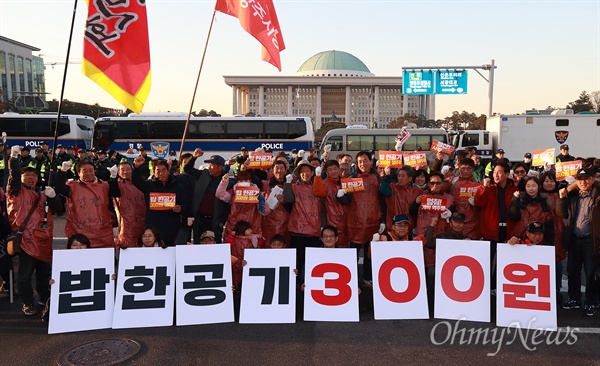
1, 217, 600, 365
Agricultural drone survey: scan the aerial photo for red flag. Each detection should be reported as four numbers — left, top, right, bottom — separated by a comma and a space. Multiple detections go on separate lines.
215, 0, 285, 71
82, 0, 151, 113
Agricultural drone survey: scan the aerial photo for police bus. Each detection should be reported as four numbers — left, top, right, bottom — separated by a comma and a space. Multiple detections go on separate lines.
319, 125, 450, 162
93, 113, 315, 159
0, 113, 95, 150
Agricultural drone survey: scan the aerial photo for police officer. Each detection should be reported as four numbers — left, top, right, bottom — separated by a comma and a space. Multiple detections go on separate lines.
30, 148, 50, 188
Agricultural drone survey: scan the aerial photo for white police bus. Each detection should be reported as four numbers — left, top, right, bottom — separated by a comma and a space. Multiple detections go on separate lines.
0, 113, 95, 149
93, 113, 315, 159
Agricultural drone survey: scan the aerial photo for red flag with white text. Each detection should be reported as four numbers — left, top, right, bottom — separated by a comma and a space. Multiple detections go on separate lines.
215, 0, 286, 71
82, 0, 151, 113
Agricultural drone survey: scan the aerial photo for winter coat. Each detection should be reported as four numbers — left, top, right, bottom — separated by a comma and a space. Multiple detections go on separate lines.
114, 179, 146, 247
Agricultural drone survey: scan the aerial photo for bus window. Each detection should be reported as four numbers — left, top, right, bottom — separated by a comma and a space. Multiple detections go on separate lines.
462, 133, 479, 147
325, 135, 343, 151
76, 118, 94, 131
347, 135, 372, 151
151, 122, 185, 139
374, 135, 394, 151
288, 121, 307, 139
115, 121, 147, 139
195, 121, 225, 139
484, 133, 489, 145
415, 135, 432, 150
228, 121, 262, 139
432, 134, 447, 144
265, 121, 287, 139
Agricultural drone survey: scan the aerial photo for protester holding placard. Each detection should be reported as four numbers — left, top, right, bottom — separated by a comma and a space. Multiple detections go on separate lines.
226, 220, 265, 290
183, 149, 230, 243
506, 221, 549, 246
380, 166, 422, 231
217, 170, 264, 240
321, 160, 352, 248
508, 177, 555, 243
137, 226, 166, 248
7, 151, 63, 316
473, 162, 518, 292
260, 160, 291, 245
557, 168, 600, 316
409, 172, 454, 237
113, 162, 146, 248
449, 158, 481, 239
55, 160, 120, 249
134, 158, 189, 246
377, 214, 414, 243
413, 169, 429, 190
284, 160, 326, 280
346, 151, 386, 288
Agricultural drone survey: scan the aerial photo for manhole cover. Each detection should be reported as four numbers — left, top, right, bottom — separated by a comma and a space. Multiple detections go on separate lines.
56, 338, 141, 366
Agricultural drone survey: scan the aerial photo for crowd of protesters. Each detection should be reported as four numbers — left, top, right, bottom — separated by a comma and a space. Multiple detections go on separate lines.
0, 141, 598, 319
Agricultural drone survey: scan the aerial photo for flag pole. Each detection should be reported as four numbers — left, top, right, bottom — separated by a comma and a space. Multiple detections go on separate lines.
179, 10, 217, 157
49, 0, 79, 185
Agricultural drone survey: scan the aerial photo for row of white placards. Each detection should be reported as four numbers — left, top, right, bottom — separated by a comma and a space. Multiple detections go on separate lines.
48, 240, 556, 334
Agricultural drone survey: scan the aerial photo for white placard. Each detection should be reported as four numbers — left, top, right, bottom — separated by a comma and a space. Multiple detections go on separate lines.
240, 249, 296, 323
371, 241, 429, 320
265, 185, 283, 210
48, 248, 115, 334
176, 244, 234, 326
434, 239, 490, 322
113, 247, 176, 329
497, 244, 557, 330
303, 248, 359, 322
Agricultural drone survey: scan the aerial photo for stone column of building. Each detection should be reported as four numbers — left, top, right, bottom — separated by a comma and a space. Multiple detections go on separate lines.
402, 94, 408, 116
374, 86, 380, 128
243, 89, 249, 115
345, 86, 351, 125
258, 85, 265, 116
287, 86, 293, 116
428, 94, 435, 120
232, 86, 238, 115
316, 86, 322, 130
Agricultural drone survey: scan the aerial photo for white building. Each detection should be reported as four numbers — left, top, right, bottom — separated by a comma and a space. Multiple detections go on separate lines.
224, 50, 434, 129
0, 36, 46, 109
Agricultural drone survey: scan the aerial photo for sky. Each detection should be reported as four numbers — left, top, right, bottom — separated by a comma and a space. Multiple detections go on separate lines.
1, 0, 599, 120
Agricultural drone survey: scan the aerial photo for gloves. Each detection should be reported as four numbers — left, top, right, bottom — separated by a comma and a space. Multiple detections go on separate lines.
298, 150, 305, 158
543, 162, 551, 172
10, 145, 20, 159
285, 174, 293, 183
61, 161, 72, 172
468, 196, 475, 206
44, 186, 56, 198
440, 209, 452, 220
565, 175, 576, 185
109, 165, 118, 179
394, 140, 403, 152
315, 166, 322, 176
336, 189, 346, 198
378, 223, 386, 234
372, 233, 380, 242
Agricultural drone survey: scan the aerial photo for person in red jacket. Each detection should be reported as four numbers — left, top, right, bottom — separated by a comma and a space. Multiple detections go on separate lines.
321, 160, 352, 247
473, 162, 518, 292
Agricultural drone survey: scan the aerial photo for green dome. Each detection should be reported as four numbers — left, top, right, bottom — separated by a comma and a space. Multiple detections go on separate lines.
296, 50, 373, 76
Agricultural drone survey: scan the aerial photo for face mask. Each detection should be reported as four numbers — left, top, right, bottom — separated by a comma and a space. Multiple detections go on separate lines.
292, 154, 297, 159
237, 182, 250, 187
524, 158, 531, 164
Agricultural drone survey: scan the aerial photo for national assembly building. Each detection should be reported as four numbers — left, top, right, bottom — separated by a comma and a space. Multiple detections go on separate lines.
224, 50, 435, 130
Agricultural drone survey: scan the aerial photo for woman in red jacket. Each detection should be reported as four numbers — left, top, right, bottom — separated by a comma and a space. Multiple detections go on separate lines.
508, 176, 554, 243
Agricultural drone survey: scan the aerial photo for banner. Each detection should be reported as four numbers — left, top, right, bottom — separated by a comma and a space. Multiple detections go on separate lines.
240, 249, 296, 324
378, 151, 403, 168
304, 248, 359, 322
532, 148, 555, 167
420, 196, 448, 213
555, 160, 582, 180
434, 239, 490, 322
82, 0, 151, 113
175, 244, 234, 326
248, 152, 273, 169
371, 241, 429, 320
458, 183, 481, 199
234, 186, 260, 203
403, 152, 428, 169
48, 248, 115, 334
496, 244, 556, 330
113, 247, 176, 329
340, 178, 365, 193
215, 0, 286, 71
149, 192, 176, 210
431, 140, 455, 156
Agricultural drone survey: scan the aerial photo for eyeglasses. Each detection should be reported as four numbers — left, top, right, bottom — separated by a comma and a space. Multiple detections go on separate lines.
514, 170, 526, 174
429, 181, 442, 185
